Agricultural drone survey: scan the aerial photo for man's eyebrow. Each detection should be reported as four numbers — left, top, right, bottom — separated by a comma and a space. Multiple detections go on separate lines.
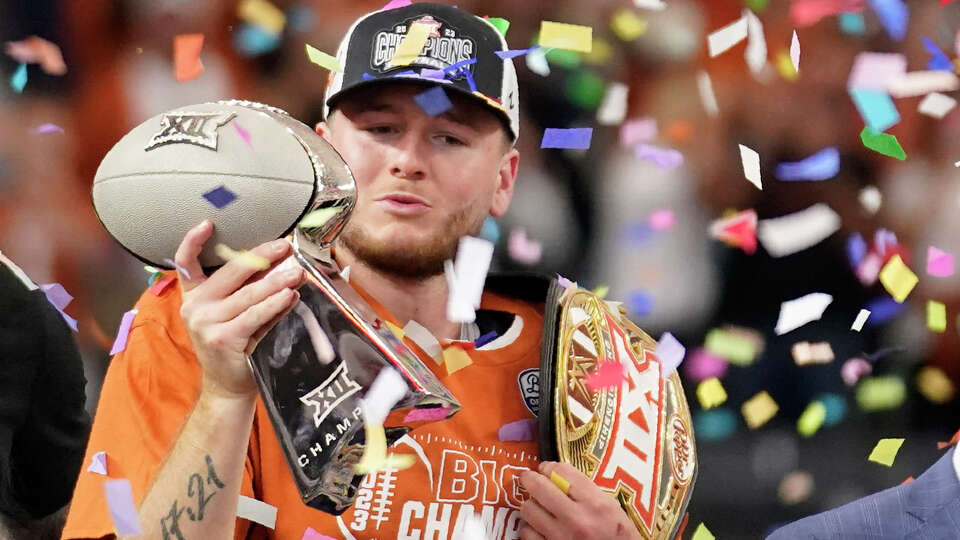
437, 108, 479, 132
353, 103, 396, 114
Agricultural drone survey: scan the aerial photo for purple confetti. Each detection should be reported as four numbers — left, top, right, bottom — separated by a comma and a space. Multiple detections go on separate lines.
39, 283, 78, 331
541, 128, 593, 150
403, 407, 453, 422
627, 291, 654, 316
847, 233, 867, 269
103, 479, 142, 535
87, 451, 108, 475
362, 72, 375, 80
234, 122, 252, 145
32, 123, 64, 134
498, 419, 536, 442
865, 296, 905, 325
775, 147, 840, 181
413, 86, 453, 116
655, 332, 686, 378
557, 274, 576, 289
874, 228, 897, 256
634, 143, 684, 169
475, 331, 498, 348
162, 257, 192, 279
202, 185, 237, 209
420, 68, 446, 80
110, 309, 137, 355
869, 0, 908, 42
495, 45, 540, 60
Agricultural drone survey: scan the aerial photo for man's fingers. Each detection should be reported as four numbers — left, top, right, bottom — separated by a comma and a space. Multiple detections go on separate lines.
246, 292, 302, 354
518, 497, 565, 539
199, 238, 292, 302
219, 264, 304, 322
538, 461, 600, 503
518, 525, 547, 540
174, 220, 213, 293
230, 287, 298, 340
520, 469, 577, 516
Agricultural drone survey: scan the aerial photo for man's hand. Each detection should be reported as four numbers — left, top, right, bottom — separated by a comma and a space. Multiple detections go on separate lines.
519, 461, 640, 540
175, 220, 305, 399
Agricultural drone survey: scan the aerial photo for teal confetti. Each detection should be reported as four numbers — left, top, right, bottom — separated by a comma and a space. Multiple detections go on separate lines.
10, 64, 27, 93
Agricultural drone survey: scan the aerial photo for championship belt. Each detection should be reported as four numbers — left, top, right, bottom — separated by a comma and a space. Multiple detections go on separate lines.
539, 284, 697, 539
248, 131, 460, 514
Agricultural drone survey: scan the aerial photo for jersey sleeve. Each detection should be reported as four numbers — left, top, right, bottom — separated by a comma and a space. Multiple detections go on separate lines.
61, 284, 257, 540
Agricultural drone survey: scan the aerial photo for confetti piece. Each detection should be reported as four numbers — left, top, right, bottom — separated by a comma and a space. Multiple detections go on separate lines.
486, 17, 510, 37
412, 86, 453, 117
868, 438, 905, 466
842, 358, 872, 386
442, 346, 473, 375
792, 341, 835, 365
758, 203, 841, 257
927, 300, 947, 333
819, 393, 847, 426
742, 391, 779, 429
634, 0, 667, 9
475, 331, 497, 348
215, 244, 270, 270
39, 282, 72, 311
87, 451, 108, 475
363, 367, 407, 425
299, 207, 340, 229
778, 470, 814, 505
403, 407, 453, 422
549, 471, 571, 494
790, 30, 800, 72
525, 46, 550, 77
656, 332, 686, 378
32, 123, 63, 134
649, 209, 675, 231
627, 290, 654, 316
838, 12, 866, 34
856, 376, 906, 411
238, 0, 286, 35
847, 52, 906, 91
684, 348, 729, 382
634, 143, 683, 169
305, 44, 343, 72
235, 24, 281, 57
539, 21, 593, 53
384, 320, 405, 341
878, 255, 917, 303
237, 496, 277, 529
5, 36, 66, 75
888, 71, 959, 98
541, 128, 593, 150
738, 144, 762, 190
709, 209, 757, 254
585, 361, 626, 391
302, 527, 337, 540
173, 34, 204, 82
797, 401, 826, 437
775, 147, 840, 181
10, 63, 26, 93
859, 186, 882, 213
697, 377, 728, 409
847, 233, 867, 268
149, 275, 175, 296
916, 366, 955, 403
495, 46, 540, 60
233, 122, 252, 145
104, 479, 142, 535
775, 50, 798, 81
691, 522, 715, 540
610, 9, 648, 41
163, 258, 192, 279
869, 0, 908, 41
923, 37, 952, 71
381, 0, 412, 9
927, 246, 954, 277
596, 82, 628, 125
874, 228, 897, 256
445, 236, 493, 323
744, 9, 767, 74
498, 419, 536, 442
696, 71, 720, 117
202, 185, 237, 209
851, 309, 871, 331
388, 22, 433, 67
775, 292, 833, 335
791, 0, 864, 27
402, 320, 442, 362
507, 229, 543, 265
850, 88, 900, 132
109, 309, 138, 355
918, 92, 957, 119
707, 15, 748, 57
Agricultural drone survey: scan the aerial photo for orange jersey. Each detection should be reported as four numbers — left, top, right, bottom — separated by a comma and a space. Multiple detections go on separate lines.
63, 272, 545, 540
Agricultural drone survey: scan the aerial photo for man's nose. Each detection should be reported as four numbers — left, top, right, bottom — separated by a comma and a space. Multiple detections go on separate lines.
389, 132, 427, 180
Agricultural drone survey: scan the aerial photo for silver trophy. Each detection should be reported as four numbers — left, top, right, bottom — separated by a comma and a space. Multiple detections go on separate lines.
247, 108, 460, 514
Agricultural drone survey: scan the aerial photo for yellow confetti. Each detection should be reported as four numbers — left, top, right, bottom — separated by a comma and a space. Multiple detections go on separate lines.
696, 377, 727, 409
742, 391, 779, 429
299, 206, 342, 228
237, 0, 286, 35
878, 255, 918, 303
388, 22, 432, 68
868, 438, 905, 467
384, 321, 405, 340
775, 50, 799, 81
354, 420, 416, 474
610, 9, 648, 41
592, 284, 609, 299
797, 401, 826, 437
549, 471, 570, 494
916, 366, 955, 404
856, 376, 907, 412
539, 21, 593, 53
442, 346, 473, 375
583, 38, 613, 65
214, 243, 270, 270
927, 300, 947, 333
304, 44, 343, 73
691, 523, 715, 540
704, 328, 758, 366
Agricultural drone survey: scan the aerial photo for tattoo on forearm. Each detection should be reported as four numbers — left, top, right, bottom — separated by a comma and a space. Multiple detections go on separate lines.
160, 454, 227, 540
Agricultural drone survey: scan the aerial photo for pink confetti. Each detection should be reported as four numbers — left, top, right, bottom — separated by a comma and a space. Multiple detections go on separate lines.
856, 252, 882, 286
683, 348, 729, 382
234, 122, 251, 145
508, 229, 543, 265
557, 274, 576, 289
498, 419, 536, 442
649, 209, 676, 231
403, 407, 453, 422
87, 451, 108, 475
634, 143, 684, 169
585, 361, 626, 391
149, 274, 175, 296
927, 246, 954, 277
110, 309, 137, 355
841, 357, 872, 386
791, 0, 865, 28
32, 123, 63, 134
302, 527, 337, 540
381, 0, 412, 9
619, 117, 657, 147
103, 479, 142, 535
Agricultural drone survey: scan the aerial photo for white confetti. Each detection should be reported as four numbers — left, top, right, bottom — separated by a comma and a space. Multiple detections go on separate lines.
402, 319, 442, 362
858, 186, 882, 214
757, 203, 841, 257
445, 236, 494, 324
633, 0, 667, 10
790, 30, 800, 72
697, 70, 719, 117
362, 367, 408, 426
775, 293, 833, 335
917, 92, 957, 119
237, 496, 277, 529
851, 309, 870, 331
597, 82, 629, 125
739, 144, 762, 190
525, 46, 550, 77
744, 9, 767, 73
708, 15, 748, 58
888, 71, 959, 98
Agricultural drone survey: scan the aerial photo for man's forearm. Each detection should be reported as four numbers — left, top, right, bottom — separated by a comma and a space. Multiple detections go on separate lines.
122, 386, 256, 540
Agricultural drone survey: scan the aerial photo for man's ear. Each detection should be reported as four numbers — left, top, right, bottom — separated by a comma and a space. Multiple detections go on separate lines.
490, 147, 519, 218
314, 120, 333, 143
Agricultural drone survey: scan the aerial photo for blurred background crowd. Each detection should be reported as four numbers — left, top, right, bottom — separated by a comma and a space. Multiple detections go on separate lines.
1, 0, 959, 537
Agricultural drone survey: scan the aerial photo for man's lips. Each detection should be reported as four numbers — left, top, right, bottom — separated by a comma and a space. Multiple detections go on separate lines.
374, 193, 431, 215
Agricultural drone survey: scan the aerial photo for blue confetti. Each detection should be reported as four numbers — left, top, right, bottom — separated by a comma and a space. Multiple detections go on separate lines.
362, 72, 375, 80
623, 222, 653, 244
10, 63, 26, 93
234, 24, 281, 57
694, 408, 737, 442
541, 128, 593, 150
413, 86, 453, 116
847, 233, 867, 269
849, 89, 900, 132
495, 45, 541, 60
922, 37, 952, 72
816, 393, 847, 427
475, 331, 498, 348
627, 290, 654, 316
202, 185, 237, 209
775, 147, 840, 181
480, 217, 500, 244
869, 0, 908, 42
865, 296, 906, 325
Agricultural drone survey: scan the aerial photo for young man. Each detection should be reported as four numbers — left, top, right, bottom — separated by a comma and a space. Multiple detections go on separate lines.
63, 4, 640, 539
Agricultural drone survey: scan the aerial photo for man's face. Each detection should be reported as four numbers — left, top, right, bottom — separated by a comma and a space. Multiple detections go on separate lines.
317, 82, 519, 279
